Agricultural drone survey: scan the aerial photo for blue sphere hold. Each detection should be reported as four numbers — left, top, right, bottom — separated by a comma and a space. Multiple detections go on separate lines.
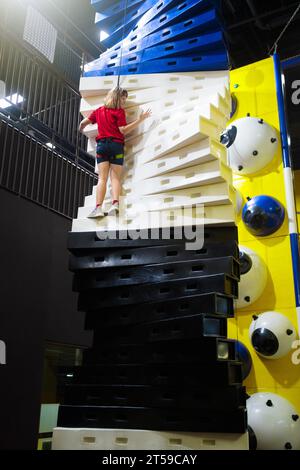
236, 341, 252, 380
242, 195, 285, 236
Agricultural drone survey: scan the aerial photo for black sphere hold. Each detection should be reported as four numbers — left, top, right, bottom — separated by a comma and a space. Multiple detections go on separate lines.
251, 328, 279, 356
239, 251, 252, 275
220, 126, 237, 148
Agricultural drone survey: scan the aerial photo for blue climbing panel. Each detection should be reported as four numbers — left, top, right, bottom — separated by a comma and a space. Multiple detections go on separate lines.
86, 0, 228, 75
95, 0, 178, 39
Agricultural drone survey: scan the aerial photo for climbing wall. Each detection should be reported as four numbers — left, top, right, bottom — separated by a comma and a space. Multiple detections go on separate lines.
227, 56, 300, 450
52, 0, 250, 450
73, 71, 237, 232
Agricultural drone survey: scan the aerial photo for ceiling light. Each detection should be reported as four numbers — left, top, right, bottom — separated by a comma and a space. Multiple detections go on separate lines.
100, 30, 109, 42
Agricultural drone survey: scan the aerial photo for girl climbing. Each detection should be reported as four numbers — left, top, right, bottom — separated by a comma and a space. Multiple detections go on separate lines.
79, 87, 151, 218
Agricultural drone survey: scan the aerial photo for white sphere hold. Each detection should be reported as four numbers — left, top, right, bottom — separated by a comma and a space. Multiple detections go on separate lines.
237, 246, 267, 309
249, 311, 297, 359
220, 117, 278, 175
247, 392, 300, 450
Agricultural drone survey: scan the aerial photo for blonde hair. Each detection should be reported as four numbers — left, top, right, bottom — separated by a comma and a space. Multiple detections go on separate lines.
104, 87, 128, 109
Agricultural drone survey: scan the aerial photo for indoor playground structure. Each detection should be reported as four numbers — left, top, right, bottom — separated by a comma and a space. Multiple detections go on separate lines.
51, 0, 300, 451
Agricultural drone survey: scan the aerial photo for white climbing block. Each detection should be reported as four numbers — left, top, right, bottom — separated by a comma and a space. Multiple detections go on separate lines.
80, 85, 228, 118
123, 160, 232, 196
83, 124, 98, 140
73, 203, 236, 233
129, 138, 225, 181
83, 182, 234, 213
52, 427, 249, 450
126, 183, 236, 212
87, 139, 96, 154
79, 71, 229, 97
124, 116, 223, 163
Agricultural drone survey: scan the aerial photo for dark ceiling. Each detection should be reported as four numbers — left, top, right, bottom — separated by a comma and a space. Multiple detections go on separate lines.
221, 0, 300, 68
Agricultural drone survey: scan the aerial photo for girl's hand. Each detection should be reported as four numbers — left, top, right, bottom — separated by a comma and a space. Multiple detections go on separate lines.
139, 109, 152, 122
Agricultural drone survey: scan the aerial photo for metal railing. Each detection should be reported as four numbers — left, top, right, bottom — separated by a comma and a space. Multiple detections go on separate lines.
0, 28, 98, 219
0, 116, 96, 219
0, 32, 88, 152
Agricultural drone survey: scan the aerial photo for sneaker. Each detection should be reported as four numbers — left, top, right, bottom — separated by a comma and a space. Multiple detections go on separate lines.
107, 201, 119, 216
87, 206, 105, 218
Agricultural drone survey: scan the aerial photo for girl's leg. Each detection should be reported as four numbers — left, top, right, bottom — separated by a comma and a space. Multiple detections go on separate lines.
110, 163, 123, 203
96, 161, 110, 206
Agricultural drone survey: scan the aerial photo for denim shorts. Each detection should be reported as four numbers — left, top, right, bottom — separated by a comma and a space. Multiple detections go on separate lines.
96, 138, 124, 166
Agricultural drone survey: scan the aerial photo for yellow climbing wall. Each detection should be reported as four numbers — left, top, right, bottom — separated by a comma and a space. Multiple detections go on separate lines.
227, 57, 300, 409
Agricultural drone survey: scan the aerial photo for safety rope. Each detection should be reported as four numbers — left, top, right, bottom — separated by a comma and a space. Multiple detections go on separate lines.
268, 2, 300, 55
117, 0, 129, 90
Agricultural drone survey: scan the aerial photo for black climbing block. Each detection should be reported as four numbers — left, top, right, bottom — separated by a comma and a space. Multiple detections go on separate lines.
63, 383, 246, 411
83, 337, 237, 365
84, 293, 234, 327
57, 404, 247, 433
78, 274, 238, 310
57, 362, 243, 387
73, 256, 240, 292
91, 314, 228, 345
69, 241, 239, 271
68, 227, 238, 252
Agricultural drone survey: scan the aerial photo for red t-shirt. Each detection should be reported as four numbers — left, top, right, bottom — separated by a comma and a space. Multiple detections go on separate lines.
88, 106, 127, 143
